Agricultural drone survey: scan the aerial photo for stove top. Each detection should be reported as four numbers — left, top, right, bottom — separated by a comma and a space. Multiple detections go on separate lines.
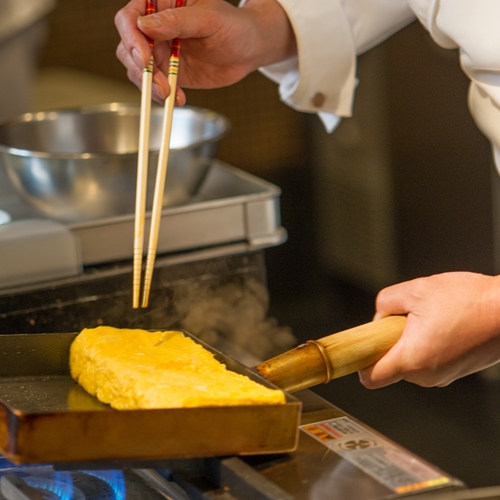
0, 391, 464, 500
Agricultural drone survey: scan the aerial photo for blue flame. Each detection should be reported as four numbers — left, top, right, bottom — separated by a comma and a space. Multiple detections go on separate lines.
0, 457, 126, 500
23, 474, 82, 500
81, 470, 126, 500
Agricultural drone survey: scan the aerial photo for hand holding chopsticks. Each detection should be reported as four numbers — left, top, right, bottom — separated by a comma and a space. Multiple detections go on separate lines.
133, 0, 187, 309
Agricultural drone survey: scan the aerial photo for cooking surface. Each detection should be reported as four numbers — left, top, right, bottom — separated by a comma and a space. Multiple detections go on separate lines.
0, 376, 106, 413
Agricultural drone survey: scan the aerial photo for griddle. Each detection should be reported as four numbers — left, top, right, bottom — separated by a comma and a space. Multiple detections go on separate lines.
0, 332, 300, 465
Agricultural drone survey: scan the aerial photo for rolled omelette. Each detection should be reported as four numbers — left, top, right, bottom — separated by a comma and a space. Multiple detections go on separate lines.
70, 326, 285, 409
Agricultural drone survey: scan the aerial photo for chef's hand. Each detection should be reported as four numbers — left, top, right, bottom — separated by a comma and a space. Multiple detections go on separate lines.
359, 272, 500, 388
115, 0, 296, 104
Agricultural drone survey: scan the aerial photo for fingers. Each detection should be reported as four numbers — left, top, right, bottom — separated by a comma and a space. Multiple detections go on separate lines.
126, 68, 141, 91
126, 66, 185, 107
175, 87, 187, 107
116, 1, 155, 91
119, 42, 167, 99
375, 284, 409, 318
358, 340, 406, 389
359, 313, 424, 389
374, 278, 425, 320
115, 0, 151, 68
358, 366, 404, 389
116, 1, 197, 98
118, 42, 143, 86
137, 3, 224, 41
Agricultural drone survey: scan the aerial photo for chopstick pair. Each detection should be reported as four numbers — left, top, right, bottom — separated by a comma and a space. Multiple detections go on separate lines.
133, 0, 186, 309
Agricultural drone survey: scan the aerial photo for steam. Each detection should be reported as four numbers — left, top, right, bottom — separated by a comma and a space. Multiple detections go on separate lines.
175, 278, 296, 363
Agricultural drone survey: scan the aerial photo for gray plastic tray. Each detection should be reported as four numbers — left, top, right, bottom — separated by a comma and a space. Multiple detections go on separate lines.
69, 161, 286, 265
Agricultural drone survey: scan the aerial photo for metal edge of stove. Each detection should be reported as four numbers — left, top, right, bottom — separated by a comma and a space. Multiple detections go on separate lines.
0, 330, 301, 465
409, 487, 500, 500
290, 390, 465, 500
133, 469, 191, 500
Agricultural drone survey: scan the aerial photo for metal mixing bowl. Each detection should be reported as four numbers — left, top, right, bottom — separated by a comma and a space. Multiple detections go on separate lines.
0, 103, 229, 222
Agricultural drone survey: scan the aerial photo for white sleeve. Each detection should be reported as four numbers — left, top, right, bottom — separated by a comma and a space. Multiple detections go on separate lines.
409, 0, 500, 172
240, 0, 415, 131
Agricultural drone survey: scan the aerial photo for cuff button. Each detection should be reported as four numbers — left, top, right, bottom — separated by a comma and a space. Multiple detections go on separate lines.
312, 92, 326, 108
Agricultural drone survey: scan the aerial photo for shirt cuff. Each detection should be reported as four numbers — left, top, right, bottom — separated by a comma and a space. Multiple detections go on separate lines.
241, 0, 357, 119
469, 82, 500, 173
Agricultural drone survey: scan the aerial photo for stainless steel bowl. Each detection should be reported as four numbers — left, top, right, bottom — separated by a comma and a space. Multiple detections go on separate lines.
0, 103, 229, 222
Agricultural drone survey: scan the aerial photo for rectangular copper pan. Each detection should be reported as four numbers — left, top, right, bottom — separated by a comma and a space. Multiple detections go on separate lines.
0, 332, 301, 464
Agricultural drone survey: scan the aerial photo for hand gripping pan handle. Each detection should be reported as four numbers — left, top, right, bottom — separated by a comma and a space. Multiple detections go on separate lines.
255, 315, 407, 393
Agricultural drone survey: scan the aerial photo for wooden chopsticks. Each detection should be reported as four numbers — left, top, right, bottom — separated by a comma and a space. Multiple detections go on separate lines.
133, 0, 187, 309
132, 0, 156, 309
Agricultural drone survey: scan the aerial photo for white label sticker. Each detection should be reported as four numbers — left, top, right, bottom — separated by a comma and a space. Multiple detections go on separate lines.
301, 417, 450, 494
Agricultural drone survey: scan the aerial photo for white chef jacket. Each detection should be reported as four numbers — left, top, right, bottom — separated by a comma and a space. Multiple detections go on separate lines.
242, 0, 500, 170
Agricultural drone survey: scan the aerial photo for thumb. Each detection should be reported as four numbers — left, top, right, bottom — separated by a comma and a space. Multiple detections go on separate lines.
358, 356, 404, 389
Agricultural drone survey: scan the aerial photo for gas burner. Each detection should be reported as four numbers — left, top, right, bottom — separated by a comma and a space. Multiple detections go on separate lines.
0, 469, 124, 500
0, 466, 188, 500
1, 474, 61, 500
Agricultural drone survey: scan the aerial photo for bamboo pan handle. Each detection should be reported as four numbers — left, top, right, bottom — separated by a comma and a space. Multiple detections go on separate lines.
255, 315, 407, 393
